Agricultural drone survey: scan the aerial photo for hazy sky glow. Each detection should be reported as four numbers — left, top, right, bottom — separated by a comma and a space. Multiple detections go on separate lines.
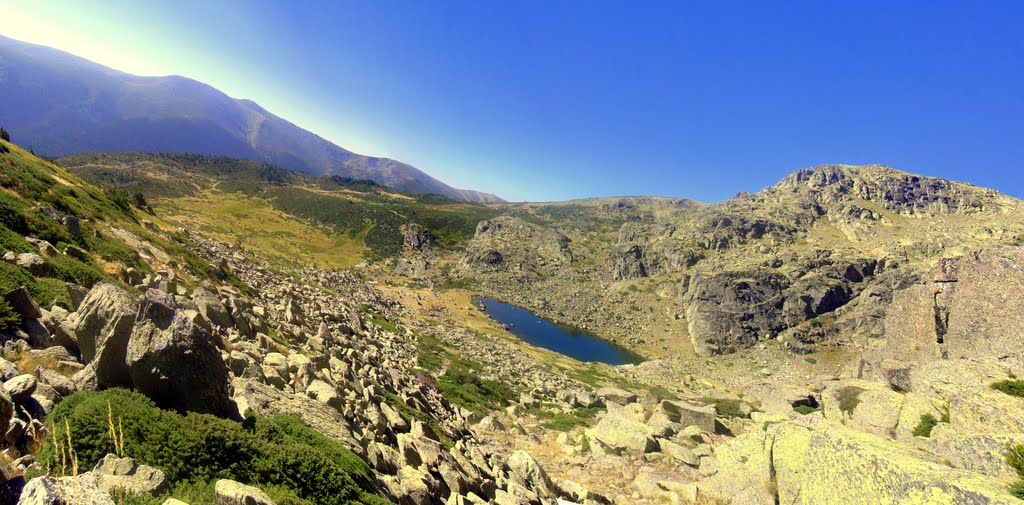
2, 0, 1023, 201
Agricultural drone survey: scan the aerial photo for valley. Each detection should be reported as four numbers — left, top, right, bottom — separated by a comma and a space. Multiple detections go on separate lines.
0, 143, 1011, 504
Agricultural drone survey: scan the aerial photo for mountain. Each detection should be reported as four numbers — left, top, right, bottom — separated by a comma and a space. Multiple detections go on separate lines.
0, 34, 502, 203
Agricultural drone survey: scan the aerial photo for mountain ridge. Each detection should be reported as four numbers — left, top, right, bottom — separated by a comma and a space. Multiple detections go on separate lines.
0, 34, 503, 203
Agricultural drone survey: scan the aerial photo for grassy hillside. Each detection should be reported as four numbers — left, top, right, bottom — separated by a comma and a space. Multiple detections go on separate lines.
57, 152, 501, 262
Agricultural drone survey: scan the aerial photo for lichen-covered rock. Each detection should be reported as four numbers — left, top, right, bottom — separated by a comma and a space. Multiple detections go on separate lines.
773, 420, 1018, 505
584, 404, 657, 455
17, 475, 115, 505
87, 454, 167, 495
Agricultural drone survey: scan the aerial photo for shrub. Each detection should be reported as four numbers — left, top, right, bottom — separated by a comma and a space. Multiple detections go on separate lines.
50, 254, 106, 288
40, 389, 387, 505
0, 298, 21, 331
913, 413, 939, 437
1009, 444, 1024, 500
992, 380, 1024, 398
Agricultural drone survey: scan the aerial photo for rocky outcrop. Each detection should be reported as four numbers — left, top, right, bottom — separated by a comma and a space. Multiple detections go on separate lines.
683, 270, 789, 355
63, 283, 138, 385
17, 475, 116, 505
126, 289, 233, 416
463, 216, 572, 272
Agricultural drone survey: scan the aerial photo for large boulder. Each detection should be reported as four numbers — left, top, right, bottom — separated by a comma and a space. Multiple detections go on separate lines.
584, 404, 658, 455
683, 270, 789, 355
505, 450, 555, 498
64, 283, 139, 386
126, 289, 233, 416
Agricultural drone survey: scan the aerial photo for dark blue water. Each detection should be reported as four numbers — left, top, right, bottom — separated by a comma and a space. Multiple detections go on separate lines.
475, 297, 643, 365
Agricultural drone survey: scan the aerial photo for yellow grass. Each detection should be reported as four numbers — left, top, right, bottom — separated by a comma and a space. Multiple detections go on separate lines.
157, 190, 366, 269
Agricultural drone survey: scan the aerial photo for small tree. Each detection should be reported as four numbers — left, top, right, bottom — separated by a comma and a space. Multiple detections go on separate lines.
0, 127, 9, 142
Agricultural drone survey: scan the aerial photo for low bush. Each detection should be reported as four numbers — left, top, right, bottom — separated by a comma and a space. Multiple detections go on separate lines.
912, 413, 939, 437
992, 380, 1024, 398
41, 389, 388, 505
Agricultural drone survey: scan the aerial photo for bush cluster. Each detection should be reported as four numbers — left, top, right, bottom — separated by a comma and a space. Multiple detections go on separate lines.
992, 379, 1024, 398
41, 389, 388, 505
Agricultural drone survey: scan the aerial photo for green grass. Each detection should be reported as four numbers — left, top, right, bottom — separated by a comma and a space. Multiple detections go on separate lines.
992, 380, 1024, 398
41, 389, 389, 505
361, 305, 401, 334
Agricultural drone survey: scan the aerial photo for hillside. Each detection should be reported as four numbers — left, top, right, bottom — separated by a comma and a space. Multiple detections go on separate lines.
0, 35, 502, 203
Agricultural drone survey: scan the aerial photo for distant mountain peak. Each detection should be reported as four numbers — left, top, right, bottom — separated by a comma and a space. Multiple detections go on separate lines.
0, 35, 503, 203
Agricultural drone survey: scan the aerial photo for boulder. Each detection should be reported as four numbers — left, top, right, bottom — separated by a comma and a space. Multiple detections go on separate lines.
661, 400, 716, 433
505, 450, 555, 498
88, 454, 167, 495
594, 387, 636, 405
4, 374, 36, 403
126, 289, 233, 416
15, 253, 54, 276
65, 283, 139, 386
683, 270, 789, 355
395, 466, 431, 505
584, 404, 657, 455
214, 479, 275, 505
17, 475, 116, 505
4, 287, 41, 319
192, 287, 233, 329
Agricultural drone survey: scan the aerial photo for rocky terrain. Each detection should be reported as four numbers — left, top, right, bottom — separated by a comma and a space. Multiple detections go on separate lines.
0, 134, 1022, 505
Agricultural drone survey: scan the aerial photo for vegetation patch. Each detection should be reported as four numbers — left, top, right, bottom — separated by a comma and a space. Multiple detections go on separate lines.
991, 379, 1024, 398
912, 413, 939, 437
530, 406, 601, 432
700, 397, 749, 419
835, 386, 867, 415
41, 389, 388, 505
793, 405, 819, 415
1008, 444, 1024, 500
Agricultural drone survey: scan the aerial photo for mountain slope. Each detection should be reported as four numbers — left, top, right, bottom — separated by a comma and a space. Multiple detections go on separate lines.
0, 34, 502, 203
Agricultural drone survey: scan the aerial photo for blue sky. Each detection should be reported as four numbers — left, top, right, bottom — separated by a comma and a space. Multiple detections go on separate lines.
3, 1, 1023, 202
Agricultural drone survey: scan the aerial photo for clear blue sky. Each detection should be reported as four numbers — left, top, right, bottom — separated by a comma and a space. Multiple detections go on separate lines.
3, 1, 1023, 202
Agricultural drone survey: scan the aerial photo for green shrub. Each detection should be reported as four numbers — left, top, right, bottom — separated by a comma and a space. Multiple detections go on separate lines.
913, 413, 939, 437
1009, 444, 1024, 478
41, 389, 388, 505
0, 298, 21, 331
1010, 481, 1024, 500
804, 357, 817, 365
992, 380, 1024, 398
50, 254, 106, 288
1009, 444, 1024, 500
